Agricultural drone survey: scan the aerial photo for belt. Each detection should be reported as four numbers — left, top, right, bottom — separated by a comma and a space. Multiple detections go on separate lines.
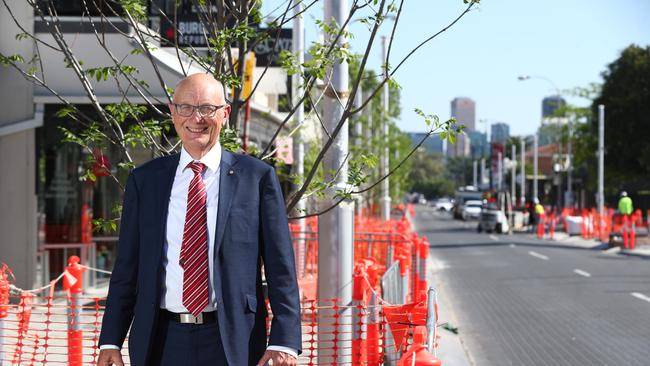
160, 309, 217, 325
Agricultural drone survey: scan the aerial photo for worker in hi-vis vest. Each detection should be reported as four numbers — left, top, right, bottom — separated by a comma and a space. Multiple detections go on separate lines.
618, 191, 634, 249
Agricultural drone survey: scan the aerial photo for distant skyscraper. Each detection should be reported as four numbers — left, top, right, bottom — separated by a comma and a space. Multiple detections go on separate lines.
451, 97, 476, 131
542, 95, 566, 118
491, 123, 510, 145
449, 97, 475, 157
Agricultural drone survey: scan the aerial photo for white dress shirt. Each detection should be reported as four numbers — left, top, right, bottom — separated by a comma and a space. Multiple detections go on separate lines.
101, 144, 296, 357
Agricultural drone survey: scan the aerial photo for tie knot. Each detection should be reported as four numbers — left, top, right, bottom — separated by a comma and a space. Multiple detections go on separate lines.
188, 161, 206, 175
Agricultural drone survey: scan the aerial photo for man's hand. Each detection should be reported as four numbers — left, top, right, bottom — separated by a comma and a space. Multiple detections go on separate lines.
96, 349, 124, 366
256, 350, 297, 366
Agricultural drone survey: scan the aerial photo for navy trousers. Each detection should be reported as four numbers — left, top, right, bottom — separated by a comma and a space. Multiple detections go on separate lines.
148, 314, 228, 366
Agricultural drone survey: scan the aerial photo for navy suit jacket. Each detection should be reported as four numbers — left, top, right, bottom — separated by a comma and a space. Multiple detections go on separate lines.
98, 150, 302, 365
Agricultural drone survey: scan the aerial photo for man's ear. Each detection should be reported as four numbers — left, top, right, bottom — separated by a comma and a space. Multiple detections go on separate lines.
168, 104, 174, 114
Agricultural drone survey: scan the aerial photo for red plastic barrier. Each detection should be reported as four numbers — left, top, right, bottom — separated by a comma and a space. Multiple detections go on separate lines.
64, 256, 84, 366
537, 213, 545, 239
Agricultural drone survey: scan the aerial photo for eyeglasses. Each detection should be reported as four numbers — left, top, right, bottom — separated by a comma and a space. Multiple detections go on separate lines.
173, 103, 227, 117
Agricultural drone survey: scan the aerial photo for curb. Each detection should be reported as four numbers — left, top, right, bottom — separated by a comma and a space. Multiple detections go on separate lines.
618, 249, 650, 259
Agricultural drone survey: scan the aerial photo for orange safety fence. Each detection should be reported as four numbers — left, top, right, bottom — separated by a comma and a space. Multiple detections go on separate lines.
537, 206, 648, 249
1, 203, 440, 365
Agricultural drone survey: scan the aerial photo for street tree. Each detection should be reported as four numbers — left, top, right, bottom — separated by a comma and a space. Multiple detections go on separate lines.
591, 44, 650, 187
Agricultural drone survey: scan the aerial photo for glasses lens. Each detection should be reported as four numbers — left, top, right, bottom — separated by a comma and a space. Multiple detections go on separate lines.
198, 105, 217, 117
177, 104, 194, 117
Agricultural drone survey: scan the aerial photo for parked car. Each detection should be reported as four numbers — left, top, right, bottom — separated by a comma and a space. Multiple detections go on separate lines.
432, 198, 454, 212
461, 200, 483, 220
478, 207, 511, 233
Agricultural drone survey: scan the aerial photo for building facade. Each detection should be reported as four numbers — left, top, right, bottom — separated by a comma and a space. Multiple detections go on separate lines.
542, 95, 566, 118
490, 122, 510, 145
448, 97, 475, 158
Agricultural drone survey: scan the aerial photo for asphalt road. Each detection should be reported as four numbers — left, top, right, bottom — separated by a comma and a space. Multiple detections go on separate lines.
414, 206, 650, 366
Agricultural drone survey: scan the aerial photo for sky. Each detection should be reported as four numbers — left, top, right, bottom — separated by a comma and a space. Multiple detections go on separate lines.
264, 0, 650, 137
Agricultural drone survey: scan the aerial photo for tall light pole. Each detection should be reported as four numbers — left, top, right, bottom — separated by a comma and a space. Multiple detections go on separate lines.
473, 160, 478, 187
566, 113, 573, 207
380, 35, 391, 221
291, 0, 305, 279
533, 133, 539, 200
520, 139, 526, 205
318, 1, 353, 363
511, 144, 516, 208
518, 74, 567, 205
598, 105, 605, 217
354, 85, 364, 217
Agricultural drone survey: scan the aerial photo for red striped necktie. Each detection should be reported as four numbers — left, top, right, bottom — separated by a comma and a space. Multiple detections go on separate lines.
180, 161, 209, 316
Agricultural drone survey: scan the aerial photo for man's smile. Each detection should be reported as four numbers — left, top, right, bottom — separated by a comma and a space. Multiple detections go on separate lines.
186, 126, 209, 134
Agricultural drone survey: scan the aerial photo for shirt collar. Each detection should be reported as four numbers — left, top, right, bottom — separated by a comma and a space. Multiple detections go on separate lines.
178, 143, 222, 174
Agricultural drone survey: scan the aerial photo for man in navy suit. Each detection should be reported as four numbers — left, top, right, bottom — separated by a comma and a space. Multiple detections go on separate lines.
96, 73, 301, 365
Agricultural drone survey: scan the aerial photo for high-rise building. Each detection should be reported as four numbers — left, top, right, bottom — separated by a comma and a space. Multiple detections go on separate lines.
491, 123, 510, 145
468, 130, 488, 158
449, 97, 475, 158
451, 97, 476, 131
542, 95, 566, 118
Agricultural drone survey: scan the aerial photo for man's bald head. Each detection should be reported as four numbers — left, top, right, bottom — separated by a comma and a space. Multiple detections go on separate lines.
173, 73, 227, 103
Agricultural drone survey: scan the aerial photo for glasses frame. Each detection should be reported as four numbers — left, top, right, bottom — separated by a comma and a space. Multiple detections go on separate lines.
173, 103, 228, 118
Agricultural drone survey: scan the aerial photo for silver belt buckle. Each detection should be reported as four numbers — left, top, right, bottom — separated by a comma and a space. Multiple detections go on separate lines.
179, 313, 203, 324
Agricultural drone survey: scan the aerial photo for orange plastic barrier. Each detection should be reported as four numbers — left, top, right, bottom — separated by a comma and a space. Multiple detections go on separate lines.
1, 205, 435, 365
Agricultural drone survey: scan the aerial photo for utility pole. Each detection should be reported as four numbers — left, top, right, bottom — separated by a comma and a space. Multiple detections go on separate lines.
480, 158, 486, 187
354, 86, 364, 217
380, 35, 391, 221
566, 114, 573, 207
497, 151, 503, 192
291, 0, 305, 279
598, 105, 605, 217
511, 144, 516, 208
318, 1, 353, 364
533, 134, 539, 200
472, 160, 478, 187
520, 139, 526, 206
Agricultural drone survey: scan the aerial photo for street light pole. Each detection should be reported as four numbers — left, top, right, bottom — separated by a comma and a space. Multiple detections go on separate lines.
318, 1, 353, 363
533, 133, 539, 200
520, 139, 526, 206
566, 114, 573, 207
511, 144, 516, 208
291, 0, 305, 279
380, 35, 391, 221
518, 74, 566, 205
598, 105, 605, 217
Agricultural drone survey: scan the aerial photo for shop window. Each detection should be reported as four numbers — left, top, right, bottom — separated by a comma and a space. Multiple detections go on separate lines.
37, 104, 164, 285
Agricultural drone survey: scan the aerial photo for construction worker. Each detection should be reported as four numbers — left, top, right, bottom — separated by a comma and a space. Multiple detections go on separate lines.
618, 191, 634, 248
534, 198, 545, 237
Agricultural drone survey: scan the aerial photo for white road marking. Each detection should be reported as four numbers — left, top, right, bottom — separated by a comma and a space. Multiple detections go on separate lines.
489, 235, 499, 241
509, 243, 517, 248
528, 251, 549, 260
573, 269, 591, 277
631, 292, 650, 304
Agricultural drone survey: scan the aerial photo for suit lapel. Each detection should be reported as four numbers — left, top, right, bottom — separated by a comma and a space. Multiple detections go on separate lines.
214, 150, 238, 254
153, 153, 179, 267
